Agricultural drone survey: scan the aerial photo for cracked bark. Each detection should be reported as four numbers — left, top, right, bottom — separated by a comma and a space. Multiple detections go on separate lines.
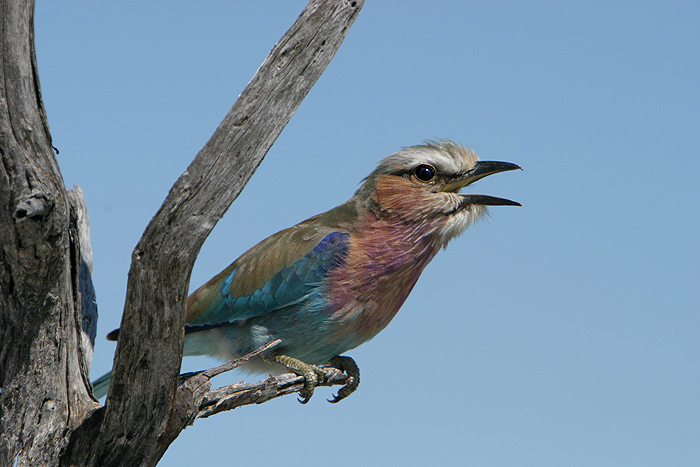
0, 1, 364, 466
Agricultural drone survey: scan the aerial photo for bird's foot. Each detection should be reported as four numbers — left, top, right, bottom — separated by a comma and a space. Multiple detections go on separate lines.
326, 355, 360, 403
267, 354, 326, 404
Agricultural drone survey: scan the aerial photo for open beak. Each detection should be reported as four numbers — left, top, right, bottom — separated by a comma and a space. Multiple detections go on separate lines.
442, 160, 522, 207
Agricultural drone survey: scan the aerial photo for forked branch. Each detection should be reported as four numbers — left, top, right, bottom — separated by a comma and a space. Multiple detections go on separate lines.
163, 339, 351, 438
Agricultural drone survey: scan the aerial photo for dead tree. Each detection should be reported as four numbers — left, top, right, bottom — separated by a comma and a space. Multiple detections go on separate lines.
0, 1, 363, 465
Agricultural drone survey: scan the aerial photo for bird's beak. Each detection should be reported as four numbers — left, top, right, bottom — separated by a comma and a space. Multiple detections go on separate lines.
442, 160, 522, 207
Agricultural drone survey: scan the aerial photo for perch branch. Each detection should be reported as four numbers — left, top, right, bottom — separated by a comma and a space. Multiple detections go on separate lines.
161, 339, 350, 443
196, 367, 349, 420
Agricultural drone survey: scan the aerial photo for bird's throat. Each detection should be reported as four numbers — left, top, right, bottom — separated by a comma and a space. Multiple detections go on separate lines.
325, 211, 440, 339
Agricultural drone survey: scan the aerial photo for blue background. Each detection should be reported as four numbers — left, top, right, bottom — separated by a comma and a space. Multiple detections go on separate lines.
35, 2, 699, 466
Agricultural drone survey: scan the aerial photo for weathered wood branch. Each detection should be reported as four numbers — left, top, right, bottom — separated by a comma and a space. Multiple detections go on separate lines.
197, 367, 350, 419
64, 1, 364, 466
67, 346, 351, 466
157, 339, 350, 454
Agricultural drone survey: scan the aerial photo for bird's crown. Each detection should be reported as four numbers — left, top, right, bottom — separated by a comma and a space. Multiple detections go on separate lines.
372, 139, 480, 188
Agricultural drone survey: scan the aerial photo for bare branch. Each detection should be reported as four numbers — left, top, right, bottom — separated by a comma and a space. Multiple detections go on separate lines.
69, 2, 365, 465
196, 367, 350, 420
153, 339, 351, 460
161, 339, 349, 444
200, 339, 282, 379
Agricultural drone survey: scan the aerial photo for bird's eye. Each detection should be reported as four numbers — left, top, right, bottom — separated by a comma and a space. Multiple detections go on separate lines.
414, 164, 435, 182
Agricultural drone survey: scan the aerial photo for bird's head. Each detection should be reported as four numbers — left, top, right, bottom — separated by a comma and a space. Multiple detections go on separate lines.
356, 140, 521, 248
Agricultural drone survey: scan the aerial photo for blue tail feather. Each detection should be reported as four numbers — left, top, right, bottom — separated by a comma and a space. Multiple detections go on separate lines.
92, 371, 111, 399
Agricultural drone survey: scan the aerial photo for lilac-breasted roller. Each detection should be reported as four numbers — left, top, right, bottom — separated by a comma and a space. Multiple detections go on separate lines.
93, 140, 520, 402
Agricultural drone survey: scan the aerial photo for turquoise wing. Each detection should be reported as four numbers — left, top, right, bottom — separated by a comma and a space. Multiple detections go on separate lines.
185, 231, 350, 330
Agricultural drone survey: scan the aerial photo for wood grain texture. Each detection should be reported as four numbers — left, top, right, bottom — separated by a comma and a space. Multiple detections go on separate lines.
0, 1, 95, 465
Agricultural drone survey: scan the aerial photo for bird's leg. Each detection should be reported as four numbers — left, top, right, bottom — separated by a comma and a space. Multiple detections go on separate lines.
265, 354, 326, 404
326, 355, 360, 403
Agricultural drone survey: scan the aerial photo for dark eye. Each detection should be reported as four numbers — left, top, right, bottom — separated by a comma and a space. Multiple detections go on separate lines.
414, 164, 435, 182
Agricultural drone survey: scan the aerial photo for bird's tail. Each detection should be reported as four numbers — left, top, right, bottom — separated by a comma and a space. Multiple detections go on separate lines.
91, 371, 112, 399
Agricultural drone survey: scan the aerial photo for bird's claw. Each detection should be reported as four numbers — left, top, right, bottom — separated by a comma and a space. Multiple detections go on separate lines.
297, 364, 327, 404
327, 385, 352, 404
326, 355, 360, 403
267, 354, 360, 403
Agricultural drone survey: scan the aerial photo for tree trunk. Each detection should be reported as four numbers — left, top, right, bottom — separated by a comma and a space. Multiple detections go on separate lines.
0, 1, 363, 466
0, 0, 96, 465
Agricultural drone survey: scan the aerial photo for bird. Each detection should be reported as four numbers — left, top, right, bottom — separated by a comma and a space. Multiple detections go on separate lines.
92, 140, 520, 403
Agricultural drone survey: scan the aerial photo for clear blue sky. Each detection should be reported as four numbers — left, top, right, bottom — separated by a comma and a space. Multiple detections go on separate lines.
35, 2, 699, 466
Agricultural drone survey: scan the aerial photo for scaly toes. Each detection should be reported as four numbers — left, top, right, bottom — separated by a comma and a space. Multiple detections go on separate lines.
267, 354, 325, 404
297, 365, 326, 403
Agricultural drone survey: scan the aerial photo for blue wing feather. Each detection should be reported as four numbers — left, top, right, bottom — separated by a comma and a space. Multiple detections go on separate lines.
186, 232, 349, 330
